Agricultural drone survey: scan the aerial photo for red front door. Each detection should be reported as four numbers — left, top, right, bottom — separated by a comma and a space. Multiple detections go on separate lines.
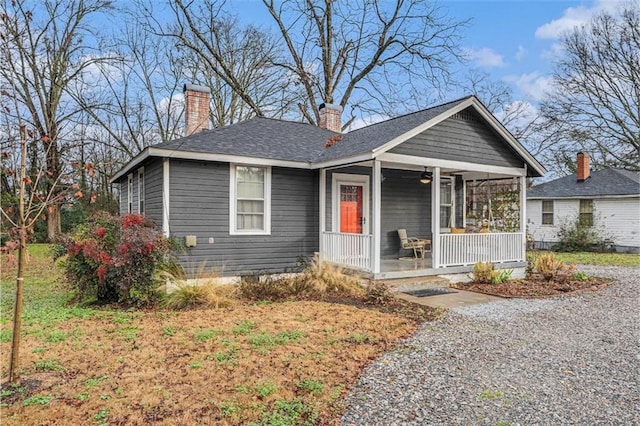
340, 184, 363, 233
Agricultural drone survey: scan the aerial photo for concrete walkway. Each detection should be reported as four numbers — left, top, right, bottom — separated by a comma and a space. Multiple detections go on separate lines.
384, 276, 504, 308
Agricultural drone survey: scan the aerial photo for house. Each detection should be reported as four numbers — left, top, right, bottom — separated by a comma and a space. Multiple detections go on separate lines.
527, 153, 640, 253
110, 84, 545, 280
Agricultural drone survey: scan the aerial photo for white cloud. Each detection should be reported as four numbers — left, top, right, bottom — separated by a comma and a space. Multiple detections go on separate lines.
463, 47, 506, 68
515, 45, 527, 61
535, 0, 621, 39
540, 42, 566, 61
504, 72, 554, 101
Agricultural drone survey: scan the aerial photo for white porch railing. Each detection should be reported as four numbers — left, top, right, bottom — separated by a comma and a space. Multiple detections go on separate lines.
321, 232, 372, 272
439, 232, 524, 267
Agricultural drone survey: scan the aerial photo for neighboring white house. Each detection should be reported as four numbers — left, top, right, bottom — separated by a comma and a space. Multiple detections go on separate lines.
527, 153, 640, 253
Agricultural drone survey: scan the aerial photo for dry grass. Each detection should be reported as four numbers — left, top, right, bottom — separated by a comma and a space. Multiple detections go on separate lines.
1, 246, 432, 425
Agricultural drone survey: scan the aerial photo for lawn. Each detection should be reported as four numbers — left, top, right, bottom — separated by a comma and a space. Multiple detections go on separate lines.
533, 250, 640, 267
0, 245, 434, 425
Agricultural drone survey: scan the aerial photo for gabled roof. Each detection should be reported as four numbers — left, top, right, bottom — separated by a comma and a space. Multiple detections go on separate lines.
527, 168, 640, 199
110, 95, 545, 183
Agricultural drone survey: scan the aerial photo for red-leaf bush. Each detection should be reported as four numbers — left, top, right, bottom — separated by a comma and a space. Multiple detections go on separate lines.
55, 212, 178, 306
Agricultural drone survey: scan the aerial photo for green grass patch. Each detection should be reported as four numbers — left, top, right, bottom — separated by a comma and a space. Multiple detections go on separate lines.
22, 394, 54, 407
233, 320, 256, 336
193, 328, 219, 342
297, 378, 324, 394
535, 251, 640, 267
35, 358, 65, 372
46, 330, 67, 343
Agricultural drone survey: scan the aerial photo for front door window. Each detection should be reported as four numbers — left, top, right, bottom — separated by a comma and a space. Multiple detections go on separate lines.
340, 185, 363, 233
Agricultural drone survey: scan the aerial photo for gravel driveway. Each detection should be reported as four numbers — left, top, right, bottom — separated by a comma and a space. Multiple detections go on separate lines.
341, 265, 640, 425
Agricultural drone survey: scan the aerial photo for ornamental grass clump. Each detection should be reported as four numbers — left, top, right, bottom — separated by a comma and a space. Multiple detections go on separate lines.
55, 212, 178, 307
534, 252, 575, 282
472, 262, 494, 284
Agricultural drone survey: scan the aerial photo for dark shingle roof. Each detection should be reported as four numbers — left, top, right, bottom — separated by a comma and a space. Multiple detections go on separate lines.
153, 97, 471, 163
153, 117, 336, 162
316, 97, 471, 162
527, 168, 640, 198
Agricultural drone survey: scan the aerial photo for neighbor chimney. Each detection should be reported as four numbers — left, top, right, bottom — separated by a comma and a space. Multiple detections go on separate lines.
577, 152, 590, 181
319, 103, 343, 133
184, 84, 211, 136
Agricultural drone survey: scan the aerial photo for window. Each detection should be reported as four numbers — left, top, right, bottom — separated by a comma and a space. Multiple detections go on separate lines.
127, 174, 133, 213
138, 168, 145, 214
542, 200, 554, 225
230, 165, 271, 234
440, 178, 453, 230
579, 199, 593, 226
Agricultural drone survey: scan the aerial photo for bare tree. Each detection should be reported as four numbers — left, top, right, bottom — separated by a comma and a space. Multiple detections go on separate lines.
148, 0, 299, 127
540, 2, 640, 171
0, 0, 112, 240
263, 0, 468, 128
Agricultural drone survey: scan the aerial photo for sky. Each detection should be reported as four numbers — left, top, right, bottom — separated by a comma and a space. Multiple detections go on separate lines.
224, 0, 621, 106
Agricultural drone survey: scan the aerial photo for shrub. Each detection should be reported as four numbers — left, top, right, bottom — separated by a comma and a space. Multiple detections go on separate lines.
472, 262, 494, 284
237, 256, 363, 301
571, 271, 589, 282
364, 280, 394, 305
238, 275, 293, 301
56, 212, 178, 306
553, 215, 612, 252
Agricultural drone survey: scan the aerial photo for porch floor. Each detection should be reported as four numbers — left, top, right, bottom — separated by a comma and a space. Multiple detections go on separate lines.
362, 257, 527, 280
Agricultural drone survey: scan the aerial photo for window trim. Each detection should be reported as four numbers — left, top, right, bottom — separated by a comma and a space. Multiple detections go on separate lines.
439, 177, 454, 232
127, 173, 133, 214
137, 167, 145, 215
229, 164, 271, 235
541, 200, 554, 225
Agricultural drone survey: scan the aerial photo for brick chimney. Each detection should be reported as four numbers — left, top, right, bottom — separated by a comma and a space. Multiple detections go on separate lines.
319, 103, 343, 133
577, 152, 590, 181
184, 84, 211, 136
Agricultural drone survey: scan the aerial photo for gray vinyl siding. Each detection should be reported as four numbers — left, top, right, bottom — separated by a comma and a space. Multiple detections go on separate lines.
131, 172, 138, 214
380, 169, 432, 258
390, 107, 524, 168
169, 159, 318, 276
143, 159, 163, 226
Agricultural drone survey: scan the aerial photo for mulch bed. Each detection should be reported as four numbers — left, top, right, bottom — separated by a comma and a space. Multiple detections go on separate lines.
451, 277, 612, 298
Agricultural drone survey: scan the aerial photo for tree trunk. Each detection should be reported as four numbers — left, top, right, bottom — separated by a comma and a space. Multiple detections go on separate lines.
8, 125, 28, 384
46, 202, 61, 241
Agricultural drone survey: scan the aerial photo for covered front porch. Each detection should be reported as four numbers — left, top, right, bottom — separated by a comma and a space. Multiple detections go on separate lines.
317, 156, 528, 279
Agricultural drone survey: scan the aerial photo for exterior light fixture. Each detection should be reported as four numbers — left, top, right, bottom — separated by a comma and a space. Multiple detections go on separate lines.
420, 167, 432, 184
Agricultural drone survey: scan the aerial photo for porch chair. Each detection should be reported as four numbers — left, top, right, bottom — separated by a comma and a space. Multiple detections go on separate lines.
397, 229, 431, 259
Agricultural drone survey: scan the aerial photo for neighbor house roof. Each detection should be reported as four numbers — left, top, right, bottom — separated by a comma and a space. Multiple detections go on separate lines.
527, 168, 640, 199
110, 95, 545, 183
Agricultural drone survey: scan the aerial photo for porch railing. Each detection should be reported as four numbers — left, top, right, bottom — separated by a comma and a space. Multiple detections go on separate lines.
439, 232, 524, 267
321, 232, 372, 272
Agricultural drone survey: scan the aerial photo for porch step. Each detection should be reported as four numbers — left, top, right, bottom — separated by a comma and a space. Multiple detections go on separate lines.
380, 276, 451, 293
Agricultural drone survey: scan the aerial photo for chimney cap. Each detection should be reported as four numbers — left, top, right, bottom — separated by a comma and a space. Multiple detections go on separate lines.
319, 103, 343, 112
183, 83, 211, 94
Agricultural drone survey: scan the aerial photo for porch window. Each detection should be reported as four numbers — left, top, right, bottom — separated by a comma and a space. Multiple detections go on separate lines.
579, 199, 593, 226
440, 178, 453, 230
127, 174, 133, 213
230, 165, 271, 234
138, 168, 145, 214
541, 200, 553, 225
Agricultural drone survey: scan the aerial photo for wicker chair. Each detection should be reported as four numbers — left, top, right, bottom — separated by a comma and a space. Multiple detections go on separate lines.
397, 229, 431, 258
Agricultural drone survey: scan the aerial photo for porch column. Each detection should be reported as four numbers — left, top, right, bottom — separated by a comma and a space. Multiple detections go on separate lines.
371, 160, 381, 274
319, 169, 326, 261
162, 158, 170, 237
431, 167, 441, 268
520, 174, 527, 261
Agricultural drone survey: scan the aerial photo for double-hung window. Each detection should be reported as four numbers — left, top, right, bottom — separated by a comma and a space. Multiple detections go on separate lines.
138, 168, 145, 214
230, 165, 271, 234
127, 174, 133, 213
541, 200, 553, 225
579, 199, 593, 226
440, 178, 454, 231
